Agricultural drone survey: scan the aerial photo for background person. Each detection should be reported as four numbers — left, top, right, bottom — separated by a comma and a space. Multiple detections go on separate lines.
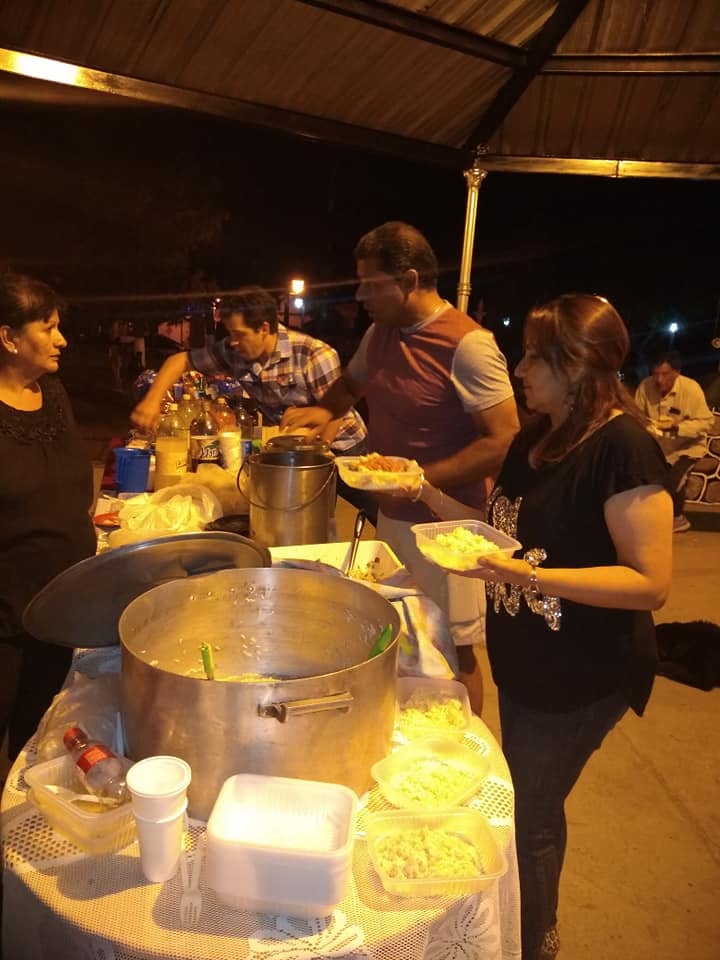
131, 285, 375, 519
0, 271, 97, 761
401, 294, 672, 960
634, 350, 714, 532
282, 221, 520, 713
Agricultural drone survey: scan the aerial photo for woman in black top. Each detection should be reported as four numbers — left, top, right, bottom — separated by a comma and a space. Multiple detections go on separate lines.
0, 272, 96, 761
405, 294, 672, 960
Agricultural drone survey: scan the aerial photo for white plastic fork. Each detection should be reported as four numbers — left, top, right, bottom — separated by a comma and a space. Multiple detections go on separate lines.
180, 834, 204, 925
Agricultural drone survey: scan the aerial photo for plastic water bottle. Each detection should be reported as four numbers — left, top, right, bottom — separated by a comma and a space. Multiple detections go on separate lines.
154, 402, 189, 489
63, 726, 128, 803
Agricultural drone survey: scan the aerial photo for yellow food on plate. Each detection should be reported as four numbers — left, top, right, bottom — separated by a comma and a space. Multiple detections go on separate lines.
435, 527, 501, 556
374, 826, 480, 880
398, 691, 467, 730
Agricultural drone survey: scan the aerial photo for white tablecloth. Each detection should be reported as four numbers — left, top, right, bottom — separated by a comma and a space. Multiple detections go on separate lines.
1, 652, 521, 960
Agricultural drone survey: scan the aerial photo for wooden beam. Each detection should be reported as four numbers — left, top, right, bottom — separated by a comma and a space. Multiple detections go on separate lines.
296, 0, 525, 68
544, 53, 720, 76
0, 47, 463, 168
474, 154, 720, 180
464, 0, 593, 149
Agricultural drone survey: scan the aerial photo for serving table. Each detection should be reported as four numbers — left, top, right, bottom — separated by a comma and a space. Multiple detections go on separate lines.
1, 650, 521, 960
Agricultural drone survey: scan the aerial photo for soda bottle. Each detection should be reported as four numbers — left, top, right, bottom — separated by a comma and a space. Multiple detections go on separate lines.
177, 392, 198, 431
211, 396, 237, 432
63, 726, 128, 803
189, 399, 221, 470
154, 402, 188, 489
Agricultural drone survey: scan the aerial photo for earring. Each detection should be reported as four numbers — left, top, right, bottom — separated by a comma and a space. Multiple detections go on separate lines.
565, 385, 578, 413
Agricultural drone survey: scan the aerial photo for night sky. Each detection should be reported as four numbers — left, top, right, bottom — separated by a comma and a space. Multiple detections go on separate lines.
1, 93, 719, 379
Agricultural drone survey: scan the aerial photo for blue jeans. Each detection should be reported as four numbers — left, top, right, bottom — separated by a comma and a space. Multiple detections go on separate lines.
499, 690, 628, 959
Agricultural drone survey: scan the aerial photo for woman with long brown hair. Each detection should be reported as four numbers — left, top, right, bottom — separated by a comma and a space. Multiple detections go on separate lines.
403, 294, 672, 959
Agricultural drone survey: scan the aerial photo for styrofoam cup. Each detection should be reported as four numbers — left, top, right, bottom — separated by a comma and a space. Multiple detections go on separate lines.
134, 799, 187, 883
126, 755, 191, 819
219, 431, 243, 473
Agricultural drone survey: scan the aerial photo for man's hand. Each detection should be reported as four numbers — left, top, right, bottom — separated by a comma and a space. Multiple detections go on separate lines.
281, 405, 333, 435
131, 397, 162, 433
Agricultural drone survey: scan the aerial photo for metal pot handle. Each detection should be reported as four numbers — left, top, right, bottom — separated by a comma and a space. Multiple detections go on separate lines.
258, 690, 353, 722
245, 459, 337, 513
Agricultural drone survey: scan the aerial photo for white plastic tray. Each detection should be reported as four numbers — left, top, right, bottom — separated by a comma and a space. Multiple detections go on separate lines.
271, 540, 405, 584
335, 455, 422, 492
412, 519, 522, 572
206, 773, 357, 918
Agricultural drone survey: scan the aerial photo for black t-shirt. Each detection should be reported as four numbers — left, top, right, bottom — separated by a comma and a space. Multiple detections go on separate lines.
0, 375, 96, 639
486, 414, 670, 715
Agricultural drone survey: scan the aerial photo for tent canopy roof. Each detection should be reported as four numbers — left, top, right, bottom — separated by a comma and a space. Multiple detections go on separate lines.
1, 0, 719, 177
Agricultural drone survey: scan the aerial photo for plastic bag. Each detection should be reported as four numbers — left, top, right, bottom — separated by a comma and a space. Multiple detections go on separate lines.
117, 482, 222, 533
35, 672, 123, 761
191, 463, 249, 516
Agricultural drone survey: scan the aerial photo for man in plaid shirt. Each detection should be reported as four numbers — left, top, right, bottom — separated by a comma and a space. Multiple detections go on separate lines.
192, 287, 367, 452
133, 287, 367, 453
132, 286, 374, 516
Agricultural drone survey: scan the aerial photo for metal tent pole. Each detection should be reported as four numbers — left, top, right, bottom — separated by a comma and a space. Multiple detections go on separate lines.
456, 152, 487, 314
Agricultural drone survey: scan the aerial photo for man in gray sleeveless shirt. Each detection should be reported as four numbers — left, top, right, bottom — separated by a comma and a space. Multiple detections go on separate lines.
282, 222, 519, 714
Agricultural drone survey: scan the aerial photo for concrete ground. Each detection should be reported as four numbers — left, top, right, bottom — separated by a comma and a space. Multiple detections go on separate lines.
336, 502, 720, 960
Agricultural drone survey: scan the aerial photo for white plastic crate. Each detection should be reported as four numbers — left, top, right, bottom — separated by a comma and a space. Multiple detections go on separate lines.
412, 519, 522, 572
366, 807, 507, 897
24, 755, 136, 854
206, 773, 358, 918
370, 736, 489, 810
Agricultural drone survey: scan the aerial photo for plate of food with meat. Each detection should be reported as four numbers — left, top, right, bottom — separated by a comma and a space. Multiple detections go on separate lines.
335, 452, 423, 493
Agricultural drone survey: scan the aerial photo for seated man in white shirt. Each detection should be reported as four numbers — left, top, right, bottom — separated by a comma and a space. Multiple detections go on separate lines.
635, 350, 715, 532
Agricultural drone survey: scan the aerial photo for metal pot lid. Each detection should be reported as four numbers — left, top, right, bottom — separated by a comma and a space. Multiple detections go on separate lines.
23, 531, 271, 649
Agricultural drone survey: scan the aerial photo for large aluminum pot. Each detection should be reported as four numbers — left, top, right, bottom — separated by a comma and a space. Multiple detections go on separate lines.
119, 568, 400, 819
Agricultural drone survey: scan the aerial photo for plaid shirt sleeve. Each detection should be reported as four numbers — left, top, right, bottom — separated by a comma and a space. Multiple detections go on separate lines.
301, 339, 343, 401
295, 336, 367, 451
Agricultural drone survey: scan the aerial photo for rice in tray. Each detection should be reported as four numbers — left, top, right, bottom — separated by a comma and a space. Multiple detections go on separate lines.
398, 690, 467, 731
374, 825, 481, 879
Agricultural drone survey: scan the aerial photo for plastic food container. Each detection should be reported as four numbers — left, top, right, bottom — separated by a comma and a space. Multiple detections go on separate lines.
24, 755, 136, 854
371, 736, 489, 809
412, 519, 522, 572
395, 677, 472, 741
206, 773, 358, 917
366, 807, 507, 897
335, 456, 423, 492
271, 540, 404, 584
